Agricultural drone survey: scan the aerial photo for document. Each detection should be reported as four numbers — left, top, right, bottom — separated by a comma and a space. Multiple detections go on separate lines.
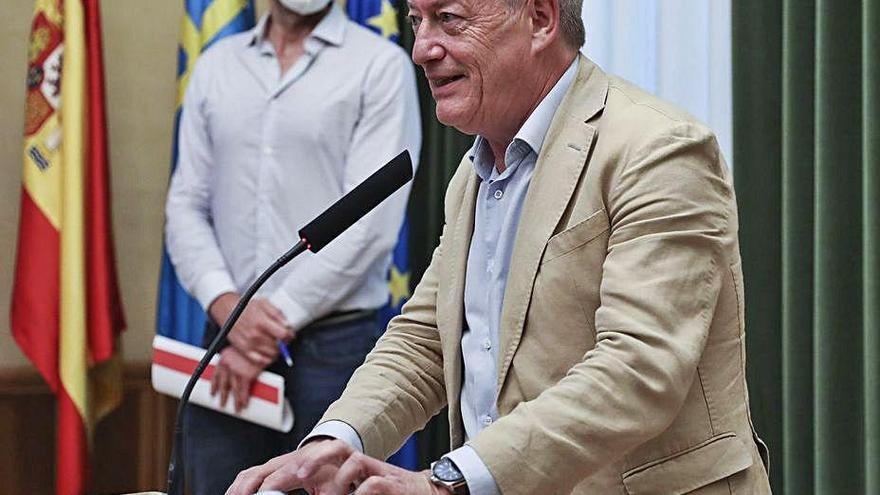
151, 335, 294, 432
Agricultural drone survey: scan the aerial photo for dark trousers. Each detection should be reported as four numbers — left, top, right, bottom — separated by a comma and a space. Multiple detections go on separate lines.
183, 313, 382, 495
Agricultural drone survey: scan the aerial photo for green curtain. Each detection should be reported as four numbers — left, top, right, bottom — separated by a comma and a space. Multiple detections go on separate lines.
396, 8, 474, 467
733, 1, 879, 493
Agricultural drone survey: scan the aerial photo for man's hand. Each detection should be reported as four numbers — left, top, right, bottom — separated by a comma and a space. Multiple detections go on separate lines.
327, 453, 451, 495
226, 438, 452, 495
226, 438, 352, 495
208, 292, 291, 366
211, 347, 264, 412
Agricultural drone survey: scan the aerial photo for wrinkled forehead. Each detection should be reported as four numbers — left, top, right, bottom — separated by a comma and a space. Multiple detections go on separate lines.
407, 0, 505, 11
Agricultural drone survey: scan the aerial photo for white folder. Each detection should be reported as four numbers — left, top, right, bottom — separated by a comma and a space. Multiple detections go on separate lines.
150, 335, 294, 432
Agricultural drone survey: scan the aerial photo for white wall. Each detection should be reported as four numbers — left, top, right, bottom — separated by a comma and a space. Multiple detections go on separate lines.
581, 0, 734, 166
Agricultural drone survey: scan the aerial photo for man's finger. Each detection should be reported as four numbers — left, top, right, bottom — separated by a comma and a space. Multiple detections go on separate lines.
295, 440, 356, 479
329, 453, 362, 494
258, 318, 290, 341
256, 448, 333, 492
355, 475, 397, 495
258, 462, 309, 493
232, 373, 252, 412
225, 464, 273, 495
210, 366, 221, 396
252, 338, 279, 360
227, 450, 309, 494
307, 464, 345, 494
330, 451, 377, 494
255, 299, 286, 325
230, 327, 272, 349
229, 332, 277, 363
247, 350, 274, 366
226, 331, 246, 351
217, 367, 230, 408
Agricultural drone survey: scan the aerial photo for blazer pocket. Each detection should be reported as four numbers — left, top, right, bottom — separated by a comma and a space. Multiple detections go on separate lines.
622, 432, 754, 495
543, 208, 610, 264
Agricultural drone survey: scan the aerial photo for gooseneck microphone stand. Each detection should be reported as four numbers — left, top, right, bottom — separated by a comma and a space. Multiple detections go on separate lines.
166, 239, 309, 495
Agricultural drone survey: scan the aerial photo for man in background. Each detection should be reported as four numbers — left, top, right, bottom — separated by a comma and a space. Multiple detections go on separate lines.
227, 0, 771, 493
164, 0, 421, 493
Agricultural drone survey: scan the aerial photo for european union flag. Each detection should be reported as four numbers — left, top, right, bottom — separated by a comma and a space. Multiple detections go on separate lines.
345, 0, 421, 471
157, 0, 256, 346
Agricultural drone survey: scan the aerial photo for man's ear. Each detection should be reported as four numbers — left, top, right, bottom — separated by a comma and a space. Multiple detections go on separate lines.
529, 0, 561, 53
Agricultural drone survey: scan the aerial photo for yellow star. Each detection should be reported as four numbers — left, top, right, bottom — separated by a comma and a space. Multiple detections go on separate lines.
367, 0, 400, 40
388, 265, 411, 308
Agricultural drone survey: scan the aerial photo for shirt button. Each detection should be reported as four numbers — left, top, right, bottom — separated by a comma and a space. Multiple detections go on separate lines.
481, 415, 493, 427
493, 189, 503, 200
482, 339, 492, 351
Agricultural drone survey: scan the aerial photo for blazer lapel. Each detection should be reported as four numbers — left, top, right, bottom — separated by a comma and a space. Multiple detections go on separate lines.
439, 160, 479, 447
496, 56, 609, 397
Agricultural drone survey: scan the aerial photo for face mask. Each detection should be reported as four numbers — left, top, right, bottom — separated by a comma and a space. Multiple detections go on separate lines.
278, 0, 332, 15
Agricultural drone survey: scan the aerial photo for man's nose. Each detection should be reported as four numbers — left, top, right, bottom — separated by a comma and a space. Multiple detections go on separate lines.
411, 26, 445, 66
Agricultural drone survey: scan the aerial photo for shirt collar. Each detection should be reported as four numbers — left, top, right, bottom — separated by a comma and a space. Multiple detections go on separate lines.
247, 3, 347, 52
468, 57, 580, 180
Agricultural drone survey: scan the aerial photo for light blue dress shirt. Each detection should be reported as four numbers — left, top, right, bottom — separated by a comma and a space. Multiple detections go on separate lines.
308, 58, 579, 494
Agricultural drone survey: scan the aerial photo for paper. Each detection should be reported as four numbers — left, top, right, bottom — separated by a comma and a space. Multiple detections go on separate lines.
151, 335, 294, 432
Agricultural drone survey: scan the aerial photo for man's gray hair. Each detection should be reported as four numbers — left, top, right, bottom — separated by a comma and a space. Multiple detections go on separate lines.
507, 0, 586, 49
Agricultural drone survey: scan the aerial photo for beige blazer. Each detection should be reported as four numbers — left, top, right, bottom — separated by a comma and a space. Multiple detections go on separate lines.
321, 55, 772, 495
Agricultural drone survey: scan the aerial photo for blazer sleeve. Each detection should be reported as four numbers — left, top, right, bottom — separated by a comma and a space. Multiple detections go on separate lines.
468, 122, 736, 494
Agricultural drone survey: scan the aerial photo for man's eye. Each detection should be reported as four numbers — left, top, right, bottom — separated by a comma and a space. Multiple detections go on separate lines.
438, 12, 458, 23
409, 15, 422, 29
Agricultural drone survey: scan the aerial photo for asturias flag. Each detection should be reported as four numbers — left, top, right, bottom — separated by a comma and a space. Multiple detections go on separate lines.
343, 0, 420, 471
156, 0, 255, 346
12, 0, 126, 493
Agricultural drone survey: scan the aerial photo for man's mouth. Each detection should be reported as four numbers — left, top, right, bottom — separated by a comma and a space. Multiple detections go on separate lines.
431, 75, 465, 88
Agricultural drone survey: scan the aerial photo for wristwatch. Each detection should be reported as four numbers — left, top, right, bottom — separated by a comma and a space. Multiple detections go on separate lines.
430, 457, 469, 494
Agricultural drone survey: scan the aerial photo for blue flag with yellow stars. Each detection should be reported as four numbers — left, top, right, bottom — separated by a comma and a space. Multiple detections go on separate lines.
157, 0, 256, 346
343, 0, 421, 471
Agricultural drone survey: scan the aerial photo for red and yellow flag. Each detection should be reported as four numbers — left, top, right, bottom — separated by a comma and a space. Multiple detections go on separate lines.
12, 0, 125, 493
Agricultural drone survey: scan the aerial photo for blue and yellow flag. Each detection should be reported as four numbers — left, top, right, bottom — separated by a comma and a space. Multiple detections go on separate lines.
157, 0, 255, 345
344, 0, 420, 470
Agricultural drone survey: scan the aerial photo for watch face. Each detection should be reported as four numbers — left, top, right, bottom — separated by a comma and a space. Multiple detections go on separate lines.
433, 458, 464, 483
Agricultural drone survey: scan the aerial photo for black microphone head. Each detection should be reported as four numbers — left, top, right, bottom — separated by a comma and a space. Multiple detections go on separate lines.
298, 150, 413, 252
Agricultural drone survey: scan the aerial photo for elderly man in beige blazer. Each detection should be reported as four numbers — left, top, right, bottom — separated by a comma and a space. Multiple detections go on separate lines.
227, 0, 772, 493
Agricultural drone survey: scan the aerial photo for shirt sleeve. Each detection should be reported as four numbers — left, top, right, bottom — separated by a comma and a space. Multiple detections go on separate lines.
268, 46, 422, 329
164, 53, 238, 312
298, 420, 365, 453
445, 445, 501, 495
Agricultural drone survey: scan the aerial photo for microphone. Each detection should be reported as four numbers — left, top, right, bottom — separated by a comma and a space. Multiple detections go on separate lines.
166, 150, 414, 495
300, 149, 413, 252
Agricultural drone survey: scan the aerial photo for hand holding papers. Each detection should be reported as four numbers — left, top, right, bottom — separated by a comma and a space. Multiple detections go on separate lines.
151, 335, 294, 432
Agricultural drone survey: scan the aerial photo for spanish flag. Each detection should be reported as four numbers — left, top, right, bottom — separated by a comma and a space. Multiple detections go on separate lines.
12, 1, 125, 494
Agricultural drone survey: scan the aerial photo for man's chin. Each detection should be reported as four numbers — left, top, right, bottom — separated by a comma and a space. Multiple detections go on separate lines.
434, 106, 472, 134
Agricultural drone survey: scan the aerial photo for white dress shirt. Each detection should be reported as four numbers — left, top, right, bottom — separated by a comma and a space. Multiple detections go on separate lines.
165, 4, 421, 330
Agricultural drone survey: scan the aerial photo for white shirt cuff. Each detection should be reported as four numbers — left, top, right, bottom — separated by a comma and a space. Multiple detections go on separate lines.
298, 420, 365, 453
192, 270, 237, 312
444, 445, 500, 495
268, 289, 313, 331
